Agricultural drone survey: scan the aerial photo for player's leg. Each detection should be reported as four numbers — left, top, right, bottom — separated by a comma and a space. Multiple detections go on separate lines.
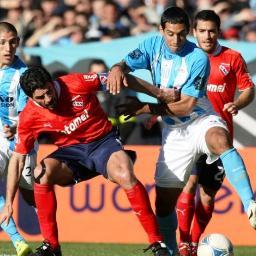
155, 186, 181, 256
19, 152, 37, 207
205, 125, 256, 227
154, 124, 199, 256
0, 148, 32, 256
107, 150, 171, 256
79, 130, 171, 256
32, 157, 74, 256
176, 174, 198, 256
190, 158, 224, 250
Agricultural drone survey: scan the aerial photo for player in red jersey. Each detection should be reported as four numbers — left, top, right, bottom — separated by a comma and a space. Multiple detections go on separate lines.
176, 10, 255, 256
0, 66, 172, 256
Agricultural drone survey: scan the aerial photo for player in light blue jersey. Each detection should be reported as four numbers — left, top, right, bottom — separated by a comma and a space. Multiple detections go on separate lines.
0, 22, 36, 256
107, 6, 256, 256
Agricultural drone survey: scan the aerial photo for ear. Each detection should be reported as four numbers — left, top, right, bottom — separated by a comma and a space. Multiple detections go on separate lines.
193, 28, 197, 38
159, 25, 164, 35
17, 36, 20, 46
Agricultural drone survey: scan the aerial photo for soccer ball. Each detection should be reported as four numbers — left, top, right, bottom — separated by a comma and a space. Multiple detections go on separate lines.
197, 233, 234, 256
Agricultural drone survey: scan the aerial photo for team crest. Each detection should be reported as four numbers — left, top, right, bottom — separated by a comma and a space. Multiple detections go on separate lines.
71, 95, 84, 108
99, 73, 108, 85
128, 49, 143, 59
219, 63, 230, 76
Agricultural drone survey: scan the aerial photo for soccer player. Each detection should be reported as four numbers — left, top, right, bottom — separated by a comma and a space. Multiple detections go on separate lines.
176, 10, 255, 256
107, 6, 256, 256
0, 21, 36, 256
0, 66, 171, 256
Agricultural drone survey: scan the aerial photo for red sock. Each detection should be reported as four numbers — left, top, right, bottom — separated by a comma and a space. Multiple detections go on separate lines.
176, 192, 195, 243
34, 183, 59, 249
124, 181, 163, 243
191, 199, 214, 244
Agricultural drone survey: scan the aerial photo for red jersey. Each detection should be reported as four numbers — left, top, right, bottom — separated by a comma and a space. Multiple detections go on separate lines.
15, 73, 112, 154
206, 44, 254, 139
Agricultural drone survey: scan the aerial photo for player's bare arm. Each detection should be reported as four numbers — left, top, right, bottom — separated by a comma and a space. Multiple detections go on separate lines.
125, 75, 180, 103
0, 152, 26, 225
107, 60, 131, 94
223, 87, 255, 115
116, 94, 196, 119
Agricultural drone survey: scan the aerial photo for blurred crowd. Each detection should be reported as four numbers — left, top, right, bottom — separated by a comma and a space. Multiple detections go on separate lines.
0, 0, 255, 145
1, 0, 256, 47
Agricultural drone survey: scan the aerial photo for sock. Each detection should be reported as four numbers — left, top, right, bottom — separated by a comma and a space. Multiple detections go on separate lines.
34, 183, 59, 249
157, 212, 178, 255
124, 181, 163, 244
0, 195, 24, 248
220, 148, 254, 211
191, 199, 213, 244
176, 192, 195, 243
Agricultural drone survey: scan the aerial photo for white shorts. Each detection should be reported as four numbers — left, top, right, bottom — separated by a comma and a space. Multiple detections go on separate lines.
0, 136, 36, 190
155, 114, 228, 188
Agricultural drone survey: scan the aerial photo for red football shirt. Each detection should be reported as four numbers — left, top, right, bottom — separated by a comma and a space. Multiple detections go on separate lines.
15, 73, 112, 154
206, 45, 254, 139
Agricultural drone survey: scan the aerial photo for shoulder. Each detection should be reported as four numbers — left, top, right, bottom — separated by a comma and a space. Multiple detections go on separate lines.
220, 46, 243, 61
185, 41, 208, 63
142, 35, 164, 48
13, 56, 27, 71
19, 100, 37, 123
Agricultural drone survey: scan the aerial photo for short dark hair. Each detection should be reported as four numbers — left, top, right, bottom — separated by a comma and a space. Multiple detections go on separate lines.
0, 21, 18, 36
160, 6, 190, 32
88, 59, 108, 71
20, 66, 52, 97
194, 10, 221, 31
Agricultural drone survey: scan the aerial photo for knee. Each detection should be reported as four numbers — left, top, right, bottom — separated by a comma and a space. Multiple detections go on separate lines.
206, 128, 232, 155
200, 190, 215, 206
108, 164, 137, 189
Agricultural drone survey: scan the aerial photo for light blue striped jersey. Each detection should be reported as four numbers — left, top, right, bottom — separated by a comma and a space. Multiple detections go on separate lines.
0, 56, 28, 150
124, 35, 216, 127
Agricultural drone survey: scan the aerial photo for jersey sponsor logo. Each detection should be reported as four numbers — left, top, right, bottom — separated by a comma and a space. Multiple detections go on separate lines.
207, 83, 226, 92
0, 96, 15, 107
71, 95, 84, 108
219, 63, 230, 76
63, 109, 89, 134
83, 74, 97, 81
128, 48, 143, 59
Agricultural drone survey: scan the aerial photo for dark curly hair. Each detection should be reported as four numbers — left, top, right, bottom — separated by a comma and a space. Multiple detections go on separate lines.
20, 66, 53, 97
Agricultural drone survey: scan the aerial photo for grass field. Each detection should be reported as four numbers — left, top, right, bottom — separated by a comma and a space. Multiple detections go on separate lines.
1, 242, 256, 256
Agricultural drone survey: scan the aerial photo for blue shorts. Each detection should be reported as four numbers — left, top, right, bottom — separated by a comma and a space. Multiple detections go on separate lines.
192, 154, 225, 191
46, 130, 123, 183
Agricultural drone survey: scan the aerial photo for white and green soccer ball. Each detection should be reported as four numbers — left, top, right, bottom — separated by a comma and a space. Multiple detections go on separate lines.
197, 233, 234, 256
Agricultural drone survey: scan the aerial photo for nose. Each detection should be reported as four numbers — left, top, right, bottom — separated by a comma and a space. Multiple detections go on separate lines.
4, 42, 12, 51
206, 31, 211, 39
45, 94, 53, 105
173, 34, 180, 44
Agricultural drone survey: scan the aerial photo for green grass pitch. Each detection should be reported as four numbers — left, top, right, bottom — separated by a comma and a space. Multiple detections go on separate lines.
0, 242, 256, 255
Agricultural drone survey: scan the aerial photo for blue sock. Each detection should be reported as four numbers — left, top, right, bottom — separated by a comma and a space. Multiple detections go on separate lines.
0, 195, 24, 248
157, 211, 178, 256
220, 148, 254, 211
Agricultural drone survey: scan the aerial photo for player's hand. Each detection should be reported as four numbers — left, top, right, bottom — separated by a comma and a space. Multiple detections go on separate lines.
116, 96, 145, 120
157, 87, 180, 103
3, 124, 16, 140
0, 204, 13, 226
107, 65, 128, 95
223, 102, 238, 116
